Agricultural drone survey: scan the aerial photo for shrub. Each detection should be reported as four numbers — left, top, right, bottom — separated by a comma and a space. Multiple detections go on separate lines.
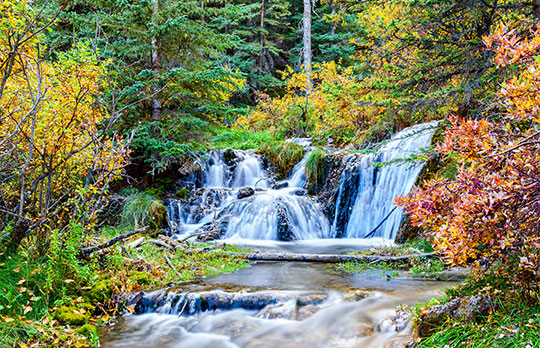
396, 24, 540, 296
121, 192, 166, 230
256, 142, 305, 179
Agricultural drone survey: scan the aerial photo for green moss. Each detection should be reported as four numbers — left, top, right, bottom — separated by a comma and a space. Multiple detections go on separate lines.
130, 271, 154, 287
175, 188, 189, 199
256, 142, 304, 179
305, 148, 328, 190
54, 306, 90, 326
83, 280, 114, 304
75, 324, 97, 338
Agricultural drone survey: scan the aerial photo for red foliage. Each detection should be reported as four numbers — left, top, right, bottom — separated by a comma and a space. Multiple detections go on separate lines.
396, 24, 540, 293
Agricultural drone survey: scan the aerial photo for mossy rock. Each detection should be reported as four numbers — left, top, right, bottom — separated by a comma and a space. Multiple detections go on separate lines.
54, 306, 91, 326
175, 188, 189, 199
305, 148, 328, 191
83, 278, 119, 303
256, 142, 304, 179
76, 324, 97, 338
223, 148, 236, 163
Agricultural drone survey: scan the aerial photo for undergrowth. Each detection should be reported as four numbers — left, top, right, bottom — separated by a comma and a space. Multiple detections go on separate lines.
256, 141, 305, 179
209, 128, 277, 150
305, 148, 328, 190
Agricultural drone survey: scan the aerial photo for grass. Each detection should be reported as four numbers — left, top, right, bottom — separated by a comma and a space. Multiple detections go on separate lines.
256, 141, 305, 179
121, 191, 166, 231
0, 224, 250, 348
103, 235, 250, 290
209, 127, 278, 150
305, 148, 327, 190
416, 297, 540, 348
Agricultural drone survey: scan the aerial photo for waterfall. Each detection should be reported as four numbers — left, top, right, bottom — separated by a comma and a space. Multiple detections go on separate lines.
331, 121, 438, 239
220, 189, 330, 240
167, 149, 329, 240
166, 122, 437, 241
288, 151, 309, 188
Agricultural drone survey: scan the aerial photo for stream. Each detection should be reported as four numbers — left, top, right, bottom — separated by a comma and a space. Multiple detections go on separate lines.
101, 122, 450, 347
100, 256, 459, 348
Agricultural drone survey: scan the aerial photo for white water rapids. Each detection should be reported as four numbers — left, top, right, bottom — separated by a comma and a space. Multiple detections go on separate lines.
166, 122, 438, 241
101, 122, 451, 348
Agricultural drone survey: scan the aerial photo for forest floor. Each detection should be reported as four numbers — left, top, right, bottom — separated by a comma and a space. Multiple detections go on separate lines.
0, 227, 249, 348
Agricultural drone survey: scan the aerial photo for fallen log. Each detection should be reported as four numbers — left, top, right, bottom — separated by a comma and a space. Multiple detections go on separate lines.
80, 226, 149, 256
224, 251, 435, 264
149, 239, 176, 251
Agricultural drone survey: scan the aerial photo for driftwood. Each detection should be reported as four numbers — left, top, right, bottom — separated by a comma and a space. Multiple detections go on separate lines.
224, 251, 435, 264
164, 254, 183, 278
149, 239, 175, 251
127, 237, 146, 248
184, 245, 218, 254
80, 226, 149, 256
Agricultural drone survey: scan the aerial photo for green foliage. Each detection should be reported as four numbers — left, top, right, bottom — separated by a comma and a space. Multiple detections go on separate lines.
305, 148, 328, 190
121, 192, 166, 230
256, 142, 305, 179
175, 189, 190, 199
0, 317, 40, 348
46, 223, 95, 292
210, 128, 278, 150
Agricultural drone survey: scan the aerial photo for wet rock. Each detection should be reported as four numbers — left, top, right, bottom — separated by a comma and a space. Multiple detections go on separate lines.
256, 301, 297, 319
296, 293, 329, 306
237, 187, 255, 199
272, 181, 289, 190
294, 304, 320, 320
342, 290, 372, 302
289, 189, 306, 196
416, 296, 495, 337
276, 205, 293, 241
223, 148, 237, 164
376, 311, 410, 333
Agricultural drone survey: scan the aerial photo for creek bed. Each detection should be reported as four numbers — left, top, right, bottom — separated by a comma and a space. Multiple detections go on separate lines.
100, 257, 459, 348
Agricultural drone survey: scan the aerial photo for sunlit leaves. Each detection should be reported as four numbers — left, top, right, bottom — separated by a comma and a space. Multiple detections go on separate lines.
396, 24, 540, 294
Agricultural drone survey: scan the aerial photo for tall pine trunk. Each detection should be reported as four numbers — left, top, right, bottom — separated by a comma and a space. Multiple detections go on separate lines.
151, 0, 162, 121
303, 0, 312, 94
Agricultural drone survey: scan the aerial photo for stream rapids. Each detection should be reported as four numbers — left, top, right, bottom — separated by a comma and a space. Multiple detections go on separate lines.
101, 122, 449, 348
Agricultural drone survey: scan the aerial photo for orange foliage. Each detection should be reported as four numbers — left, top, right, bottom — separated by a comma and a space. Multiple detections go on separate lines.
396, 24, 540, 293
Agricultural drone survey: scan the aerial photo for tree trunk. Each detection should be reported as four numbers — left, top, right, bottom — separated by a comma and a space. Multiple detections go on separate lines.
303, 0, 312, 94
225, 251, 435, 264
535, 0, 540, 21
259, 0, 265, 74
151, 0, 162, 121
328, 0, 335, 36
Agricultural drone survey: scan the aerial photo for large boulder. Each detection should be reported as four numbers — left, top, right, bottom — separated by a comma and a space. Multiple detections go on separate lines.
416, 296, 495, 337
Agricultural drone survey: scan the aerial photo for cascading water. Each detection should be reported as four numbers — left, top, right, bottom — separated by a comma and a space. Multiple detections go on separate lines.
166, 122, 437, 241
166, 148, 329, 240
331, 121, 438, 239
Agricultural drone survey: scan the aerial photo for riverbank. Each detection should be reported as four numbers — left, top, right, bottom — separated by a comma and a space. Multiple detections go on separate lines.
0, 227, 249, 348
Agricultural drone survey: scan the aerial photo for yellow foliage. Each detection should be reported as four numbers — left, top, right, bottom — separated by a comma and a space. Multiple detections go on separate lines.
0, 1, 128, 227
237, 61, 375, 143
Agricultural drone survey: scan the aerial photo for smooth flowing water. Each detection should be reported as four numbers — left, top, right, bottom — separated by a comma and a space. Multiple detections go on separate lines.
101, 260, 458, 348
104, 123, 448, 347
